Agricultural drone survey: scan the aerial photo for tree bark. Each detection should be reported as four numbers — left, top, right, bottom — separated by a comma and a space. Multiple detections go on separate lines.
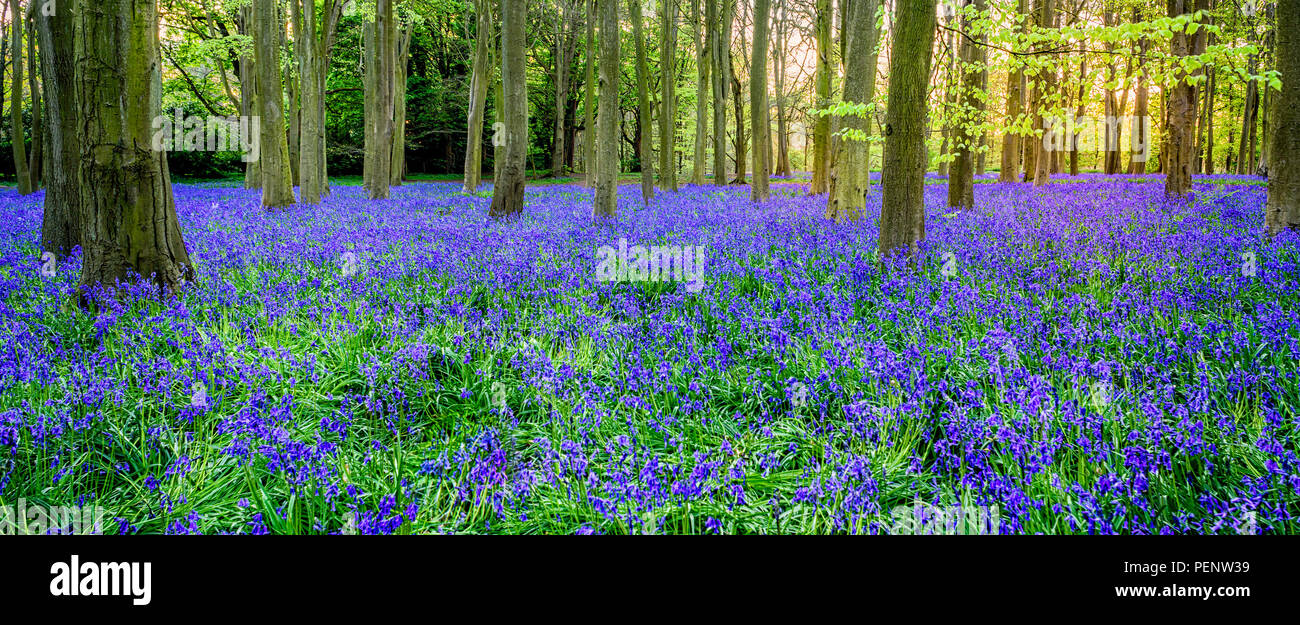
490, 0, 528, 219
690, 0, 710, 184
630, 0, 656, 203
1266, 0, 1299, 234
10, 0, 31, 194
76, 0, 193, 301
1164, 0, 1201, 198
750, 0, 770, 201
593, 0, 620, 217
584, 0, 596, 186
949, 0, 987, 208
825, 0, 877, 221
550, 2, 577, 177
256, 0, 295, 207
37, 0, 79, 257
880, 0, 935, 263
659, 0, 679, 190
464, 0, 493, 192
708, 0, 730, 185
391, 17, 412, 186
295, 0, 342, 204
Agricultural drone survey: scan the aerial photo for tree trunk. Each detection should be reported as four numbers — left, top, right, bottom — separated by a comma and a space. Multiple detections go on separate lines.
240, 6, 260, 189
593, 0, 620, 217
296, 0, 341, 204
948, 0, 987, 208
749, 0, 770, 201
659, 0, 679, 190
10, 0, 31, 194
25, 13, 41, 189
584, 0, 596, 186
1128, 51, 1149, 174
550, 2, 576, 178
1266, 0, 1299, 234
391, 18, 411, 186
630, 0, 656, 203
490, 0, 528, 219
464, 0, 493, 192
362, 0, 395, 200
1030, 0, 1054, 187
709, 0, 730, 185
256, 0, 295, 207
76, 0, 193, 300
999, 0, 1027, 182
37, 0, 79, 257
808, 0, 832, 192
825, 0, 877, 221
1164, 0, 1201, 198
690, 0, 710, 184
879, 0, 935, 263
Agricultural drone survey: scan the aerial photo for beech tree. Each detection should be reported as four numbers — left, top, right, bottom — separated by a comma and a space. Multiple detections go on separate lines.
879, 0, 935, 263
490, 0, 528, 219
750, 0, 770, 202
660, 0, 679, 191
593, 0, 620, 217
949, 0, 989, 209
254, 0, 295, 207
292, 0, 344, 205
630, 0, 656, 203
363, 0, 396, 200
76, 0, 194, 299
10, 0, 31, 195
690, 0, 710, 184
825, 0, 878, 222
1267, 0, 1298, 235
37, 0, 80, 257
464, 0, 494, 192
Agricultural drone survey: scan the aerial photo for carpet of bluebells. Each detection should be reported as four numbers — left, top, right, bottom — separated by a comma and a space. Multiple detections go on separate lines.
0, 173, 1297, 534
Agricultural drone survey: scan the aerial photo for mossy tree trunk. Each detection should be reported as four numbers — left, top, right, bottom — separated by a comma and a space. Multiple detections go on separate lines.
75, 0, 193, 301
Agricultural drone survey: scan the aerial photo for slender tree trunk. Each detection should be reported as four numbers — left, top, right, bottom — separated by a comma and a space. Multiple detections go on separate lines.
691, 0, 710, 184
584, 0, 596, 186
76, 0, 193, 300
810, 0, 832, 193
1164, 0, 1202, 198
1266, 0, 1299, 234
464, 0, 493, 192
37, 0, 79, 257
256, 0, 295, 207
880, 0, 935, 263
709, 0, 730, 185
948, 0, 987, 208
363, 0, 395, 199
1030, 0, 1054, 187
1128, 54, 1149, 174
240, 6, 261, 189
489, 0, 527, 219
749, 0, 770, 201
295, 0, 341, 204
391, 19, 411, 185
10, 0, 31, 194
999, 0, 1026, 182
550, 2, 576, 177
593, 0, 620, 217
25, 13, 41, 189
630, 0, 656, 204
825, 0, 878, 221
659, 0, 679, 190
